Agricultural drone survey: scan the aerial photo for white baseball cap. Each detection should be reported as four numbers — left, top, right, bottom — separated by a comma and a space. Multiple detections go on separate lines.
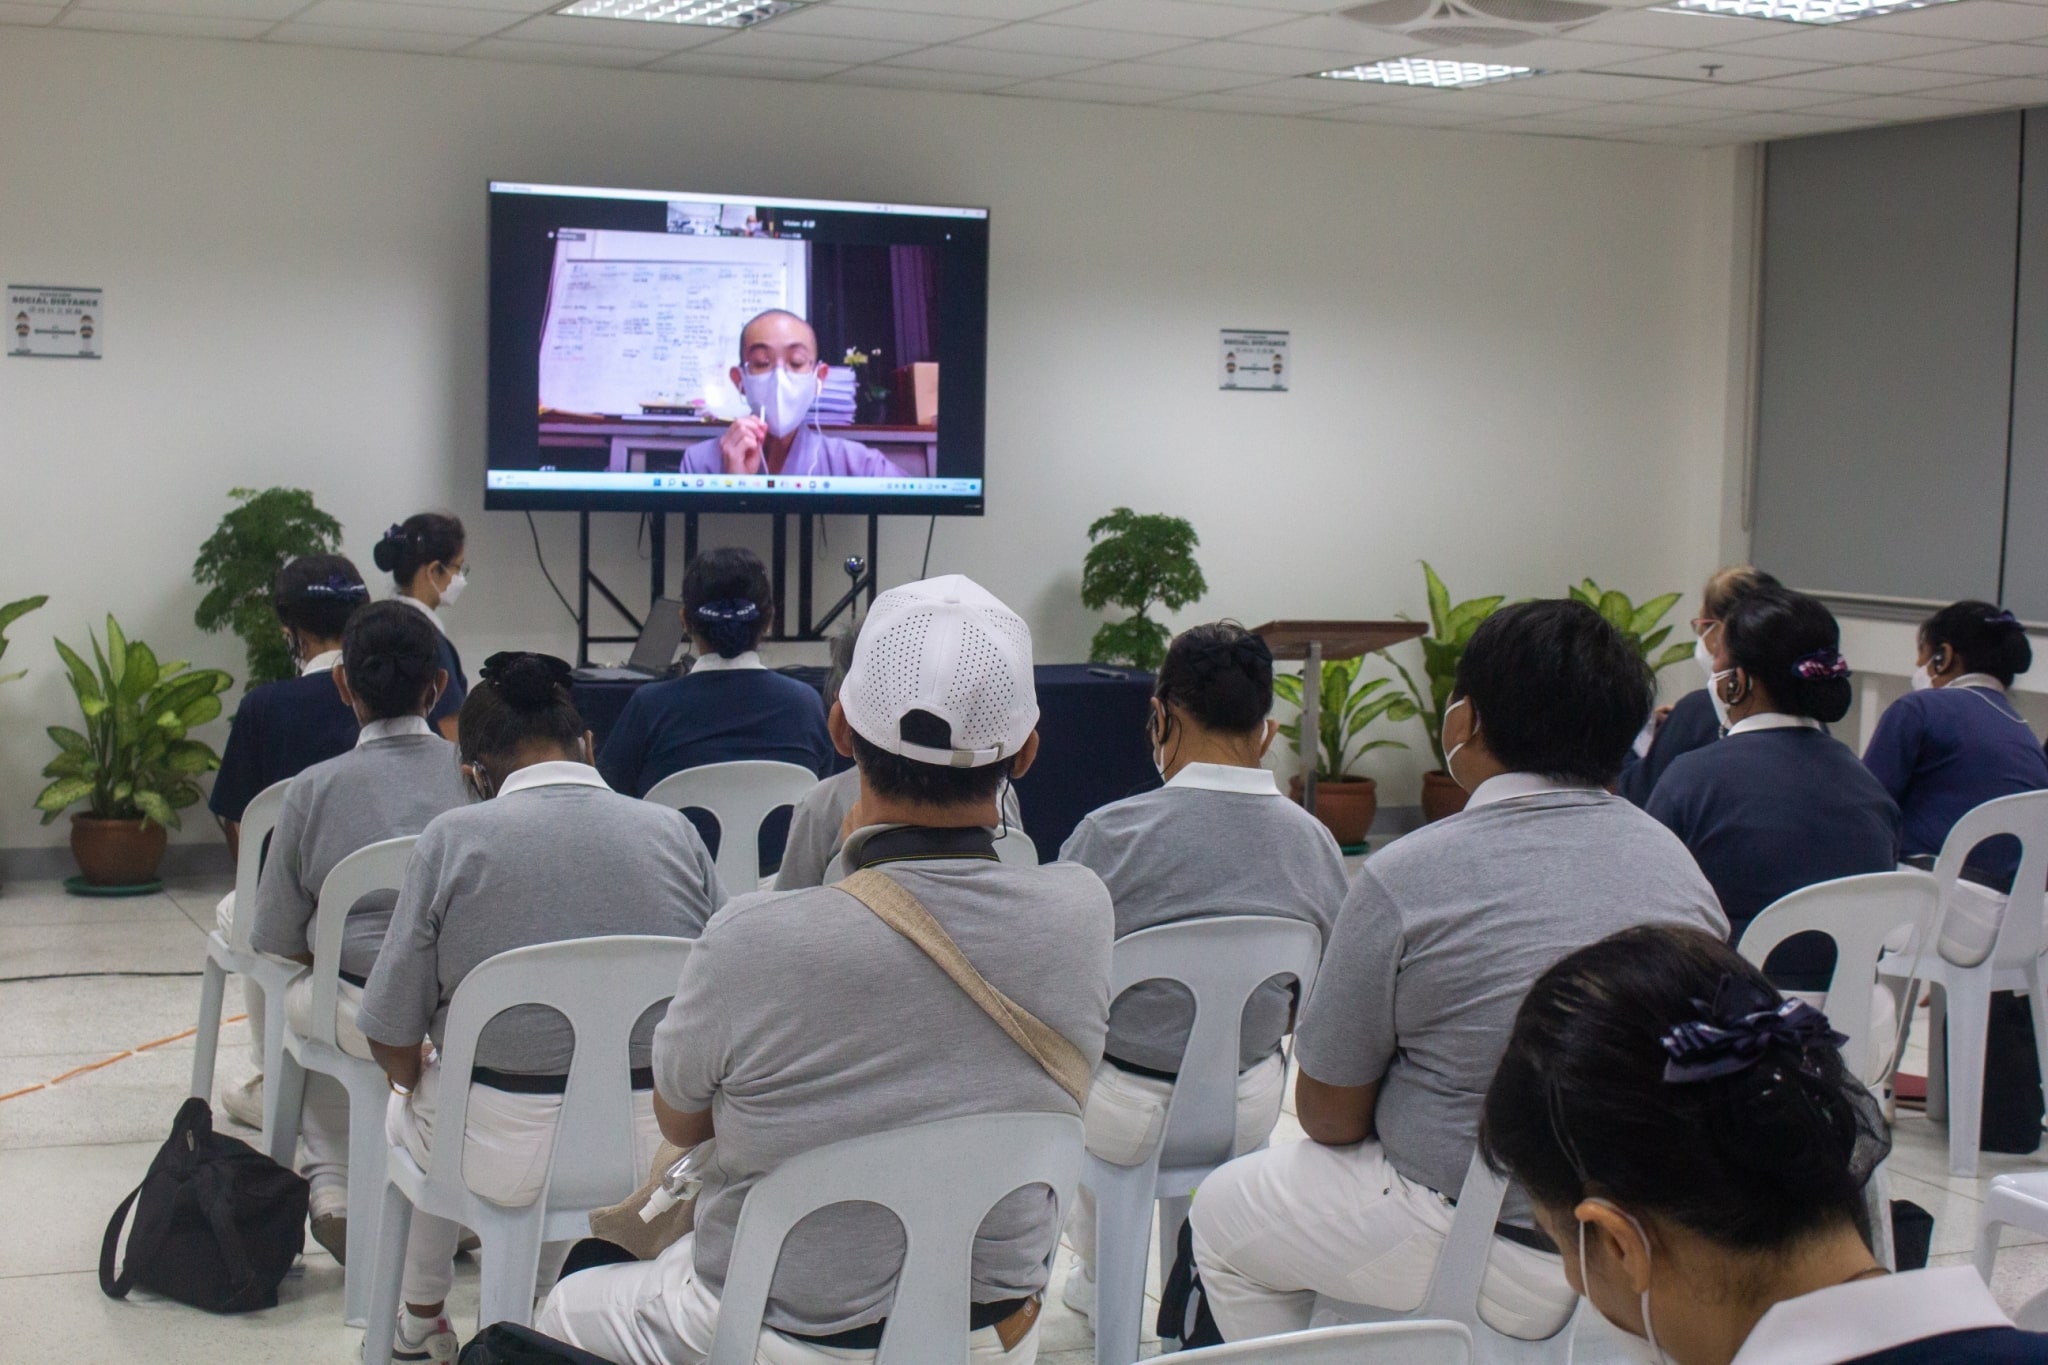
840, 574, 1038, 768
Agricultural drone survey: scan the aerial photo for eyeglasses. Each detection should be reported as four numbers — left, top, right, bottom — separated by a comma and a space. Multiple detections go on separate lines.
1690, 617, 1719, 638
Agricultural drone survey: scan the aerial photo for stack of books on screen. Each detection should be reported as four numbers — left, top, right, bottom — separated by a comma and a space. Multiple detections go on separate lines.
815, 368, 857, 426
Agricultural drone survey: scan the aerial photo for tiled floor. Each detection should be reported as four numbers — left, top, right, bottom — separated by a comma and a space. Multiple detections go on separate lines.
4, 871, 2048, 1362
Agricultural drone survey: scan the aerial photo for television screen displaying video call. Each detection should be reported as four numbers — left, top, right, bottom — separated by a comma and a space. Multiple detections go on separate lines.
486, 181, 990, 516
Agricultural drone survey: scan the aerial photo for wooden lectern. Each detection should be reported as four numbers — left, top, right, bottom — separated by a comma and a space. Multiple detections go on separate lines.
1251, 621, 1429, 815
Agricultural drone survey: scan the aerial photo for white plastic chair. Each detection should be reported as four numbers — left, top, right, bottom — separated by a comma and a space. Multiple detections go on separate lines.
362, 934, 693, 1361
1085, 916, 1324, 1365
994, 828, 1039, 867
190, 779, 298, 1143
1171, 1321, 1472, 1364
1311, 1151, 1577, 1365
1737, 869, 1940, 1271
709, 1111, 1083, 1365
266, 836, 416, 1327
1976, 1173, 2048, 1328
1877, 791, 2048, 1177
643, 760, 819, 891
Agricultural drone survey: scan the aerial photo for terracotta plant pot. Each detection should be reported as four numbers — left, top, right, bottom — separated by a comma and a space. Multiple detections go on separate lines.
1420, 770, 1469, 824
1289, 775, 1379, 848
70, 814, 168, 886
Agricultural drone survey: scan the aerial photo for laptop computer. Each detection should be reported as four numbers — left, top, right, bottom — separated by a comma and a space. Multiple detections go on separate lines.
572, 597, 688, 682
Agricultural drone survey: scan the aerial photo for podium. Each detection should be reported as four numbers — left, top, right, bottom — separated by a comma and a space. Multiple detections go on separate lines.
1251, 621, 1428, 815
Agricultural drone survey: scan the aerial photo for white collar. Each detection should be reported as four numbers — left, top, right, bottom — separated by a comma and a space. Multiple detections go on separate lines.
356, 716, 434, 747
495, 760, 609, 797
300, 650, 342, 676
1730, 1267, 2012, 1365
394, 593, 447, 636
1726, 713, 1824, 736
1464, 772, 1602, 811
1165, 762, 1281, 796
1951, 672, 2008, 694
689, 650, 765, 673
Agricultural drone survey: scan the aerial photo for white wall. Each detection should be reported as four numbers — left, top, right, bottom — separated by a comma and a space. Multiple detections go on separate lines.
0, 25, 1746, 852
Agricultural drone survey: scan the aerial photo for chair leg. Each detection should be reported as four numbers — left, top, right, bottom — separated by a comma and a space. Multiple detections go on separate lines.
1865, 1162, 1896, 1272
258, 989, 292, 1154
475, 1204, 546, 1332
1975, 1210, 2005, 1286
1088, 1159, 1158, 1365
341, 1075, 391, 1328
266, 1053, 308, 1170
1946, 981, 1992, 1180
363, 1179, 415, 1365
1926, 986, 1950, 1123
2021, 969, 2048, 1129
190, 959, 226, 1102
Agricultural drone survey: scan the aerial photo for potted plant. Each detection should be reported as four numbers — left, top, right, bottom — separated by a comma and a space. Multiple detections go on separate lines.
1273, 654, 1417, 846
1081, 508, 1206, 673
1566, 579, 1694, 673
193, 486, 343, 688
1389, 562, 1505, 823
0, 595, 48, 684
35, 617, 232, 887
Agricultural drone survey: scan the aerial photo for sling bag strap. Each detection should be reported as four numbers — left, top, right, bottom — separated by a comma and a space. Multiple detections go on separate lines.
99, 1183, 151, 1299
837, 867, 1092, 1109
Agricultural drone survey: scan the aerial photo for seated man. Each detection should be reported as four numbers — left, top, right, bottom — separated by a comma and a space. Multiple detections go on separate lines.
1188, 599, 1728, 1344
680, 309, 899, 480
538, 574, 1114, 1365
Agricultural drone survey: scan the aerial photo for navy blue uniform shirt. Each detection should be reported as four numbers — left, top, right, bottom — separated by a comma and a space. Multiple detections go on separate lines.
1619, 686, 1722, 808
1863, 681, 2048, 884
207, 664, 360, 823
595, 661, 833, 800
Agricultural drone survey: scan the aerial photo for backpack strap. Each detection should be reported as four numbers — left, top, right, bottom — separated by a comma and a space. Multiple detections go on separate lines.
193, 1161, 261, 1304
99, 1183, 150, 1300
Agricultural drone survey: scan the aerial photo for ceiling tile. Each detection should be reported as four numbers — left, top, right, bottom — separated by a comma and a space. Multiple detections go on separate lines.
1506, 69, 1701, 99
644, 49, 858, 75
69, 0, 306, 20
1756, 60, 1987, 91
1158, 90, 1343, 112
1886, 41, 2048, 75
1535, 95, 1718, 122
1608, 124, 1755, 144
1234, 14, 1431, 54
689, 29, 922, 62
1707, 27, 1975, 62
1044, 0, 1294, 39
1227, 73, 1419, 99
1137, 37, 1376, 73
958, 21, 1194, 58
831, 0, 1076, 17
1323, 101, 1489, 125
765, 5, 1005, 43
1803, 91, 2018, 119
58, 8, 275, 34
1470, 116, 1638, 136
506, 12, 724, 45
291, 0, 517, 35
827, 63, 1019, 89
1928, 73, 2048, 102
465, 35, 660, 63
1859, 0, 2048, 40
999, 75, 1174, 101
409, 0, 565, 12
1422, 88, 1598, 116
1593, 50, 1826, 81
268, 20, 476, 49
1649, 79, 1842, 108
1083, 59, 1262, 89
1407, 36, 1671, 68
0, 3, 59, 22
879, 43, 1098, 75
1692, 109, 1879, 136
1569, 7, 1760, 47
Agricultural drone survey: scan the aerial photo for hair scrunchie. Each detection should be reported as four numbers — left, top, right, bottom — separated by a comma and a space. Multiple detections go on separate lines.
1986, 609, 2022, 628
1790, 649, 1849, 681
293, 574, 370, 603
1660, 975, 1847, 1085
693, 597, 763, 659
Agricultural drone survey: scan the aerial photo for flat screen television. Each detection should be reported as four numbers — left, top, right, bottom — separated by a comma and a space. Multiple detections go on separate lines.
486, 181, 989, 516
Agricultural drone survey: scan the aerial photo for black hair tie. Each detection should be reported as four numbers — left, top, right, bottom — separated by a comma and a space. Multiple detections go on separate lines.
380, 523, 410, 546
1987, 609, 2022, 628
693, 597, 763, 658
1660, 975, 1847, 1084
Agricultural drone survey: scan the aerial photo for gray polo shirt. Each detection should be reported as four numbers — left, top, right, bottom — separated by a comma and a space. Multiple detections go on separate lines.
1060, 763, 1346, 1074
773, 768, 1025, 891
1296, 776, 1725, 1217
656, 832, 1113, 1336
357, 762, 725, 1073
247, 720, 470, 979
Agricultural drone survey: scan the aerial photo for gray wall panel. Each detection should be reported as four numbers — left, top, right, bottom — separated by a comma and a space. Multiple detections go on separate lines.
2003, 110, 2048, 619
1752, 113, 2019, 606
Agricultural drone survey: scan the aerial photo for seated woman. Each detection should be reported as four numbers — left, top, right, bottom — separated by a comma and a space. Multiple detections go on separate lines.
245, 601, 470, 1262
1055, 622, 1347, 1318
206, 553, 370, 1128
1480, 923, 2048, 1365
374, 513, 469, 741
1619, 565, 1780, 807
356, 653, 726, 1362
1647, 585, 1900, 990
596, 547, 833, 801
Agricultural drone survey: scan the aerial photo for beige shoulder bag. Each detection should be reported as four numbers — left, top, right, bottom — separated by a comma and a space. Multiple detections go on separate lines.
837, 867, 1093, 1109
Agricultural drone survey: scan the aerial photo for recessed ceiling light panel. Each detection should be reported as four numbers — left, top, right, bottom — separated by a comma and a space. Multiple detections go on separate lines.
1655, 0, 1961, 24
1315, 57, 1540, 87
555, 0, 800, 26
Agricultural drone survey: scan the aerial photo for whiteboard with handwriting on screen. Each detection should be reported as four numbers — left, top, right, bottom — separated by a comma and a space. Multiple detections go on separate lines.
536, 228, 811, 418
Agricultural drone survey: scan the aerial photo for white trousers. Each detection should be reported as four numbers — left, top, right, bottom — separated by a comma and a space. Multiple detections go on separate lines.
1068, 1053, 1287, 1275
285, 976, 372, 1213
536, 1232, 1039, 1365
216, 891, 266, 1071
1188, 1139, 1575, 1343
385, 1058, 663, 1305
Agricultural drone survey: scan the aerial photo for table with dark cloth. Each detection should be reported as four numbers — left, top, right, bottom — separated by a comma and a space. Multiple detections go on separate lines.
572, 662, 1157, 862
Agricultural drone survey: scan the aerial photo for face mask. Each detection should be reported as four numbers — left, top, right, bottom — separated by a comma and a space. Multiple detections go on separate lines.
1693, 632, 1716, 678
1708, 668, 1736, 729
463, 761, 493, 802
1910, 664, 1934, 692
1150, 705, 1171, 779
1579, 1204, 1669, 1365
741, 365, 818, 439
1443, 697, 1474, 789
436, 568, 467, 607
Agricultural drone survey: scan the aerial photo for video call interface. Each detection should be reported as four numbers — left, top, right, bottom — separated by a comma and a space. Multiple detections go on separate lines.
485, 181, 991, 515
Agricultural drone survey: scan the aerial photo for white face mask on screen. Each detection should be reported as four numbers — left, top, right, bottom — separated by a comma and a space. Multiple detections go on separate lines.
741, 366, 819, 439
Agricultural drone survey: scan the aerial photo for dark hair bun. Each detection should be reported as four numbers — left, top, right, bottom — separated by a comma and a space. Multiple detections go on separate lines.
1157, 622, 1274, 734
375, 514, 465, 586
1722, 588, 1850, 724
1923, 600, 2032, 686
372, 525, 406, 574
480, 651, 573, 713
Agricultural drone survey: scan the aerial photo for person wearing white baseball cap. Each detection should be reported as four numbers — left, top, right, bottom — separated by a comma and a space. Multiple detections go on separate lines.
538, 575, 1115, 1365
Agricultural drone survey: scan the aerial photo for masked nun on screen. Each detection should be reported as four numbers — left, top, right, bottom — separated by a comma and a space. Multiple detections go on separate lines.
680, 310, 902, 481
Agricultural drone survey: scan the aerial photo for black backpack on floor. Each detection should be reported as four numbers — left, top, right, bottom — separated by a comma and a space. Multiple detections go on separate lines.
99, 1097, 309, 1313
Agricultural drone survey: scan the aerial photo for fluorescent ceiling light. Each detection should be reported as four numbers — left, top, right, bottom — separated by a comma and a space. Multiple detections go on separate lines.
554, 0, 799, 26
1654, 0, 1961, 24
1314, 58, 1539, 87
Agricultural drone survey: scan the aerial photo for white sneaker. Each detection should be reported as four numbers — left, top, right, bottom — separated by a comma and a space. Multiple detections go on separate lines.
219, 1073, 264, 1129
380, 1312, 459, 1363
1060, 1257, 1096, 1321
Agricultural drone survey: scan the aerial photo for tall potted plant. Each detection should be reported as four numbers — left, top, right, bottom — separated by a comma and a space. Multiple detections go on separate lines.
34, 617, 232, 887
1081, 508, 1206, 673
1273, 654, 1416, 846
1566, 579, 1694, 673
193, 486, 343, 688
1389, 562, 1505, 823
0, 595, 48, 684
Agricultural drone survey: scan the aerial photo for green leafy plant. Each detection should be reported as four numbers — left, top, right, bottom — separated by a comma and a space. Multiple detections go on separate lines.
0, 595, 48, 684
1272, 654, 1418, 782
193, 487, 343, 687
1389, 562, 1506, 772
1567, 579, 1693, 672
1081, 508, 1207, 672
35, 617, 233, 829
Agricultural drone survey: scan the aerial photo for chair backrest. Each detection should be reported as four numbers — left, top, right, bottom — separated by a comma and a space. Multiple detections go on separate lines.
642, 760, 820, 891
1171, 1321, 1472, 1365
709, 1112, 1085, 1365
1934, 791, 2048, 969
993, 828, 1038, 867
1735, 870, 1939, 1080
1423, 1151, 1514, 1326
227, 779, 294, 951
1110, 916, 1323, 1171
303, 836, 418, 1048
425, 935, 693, 1211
